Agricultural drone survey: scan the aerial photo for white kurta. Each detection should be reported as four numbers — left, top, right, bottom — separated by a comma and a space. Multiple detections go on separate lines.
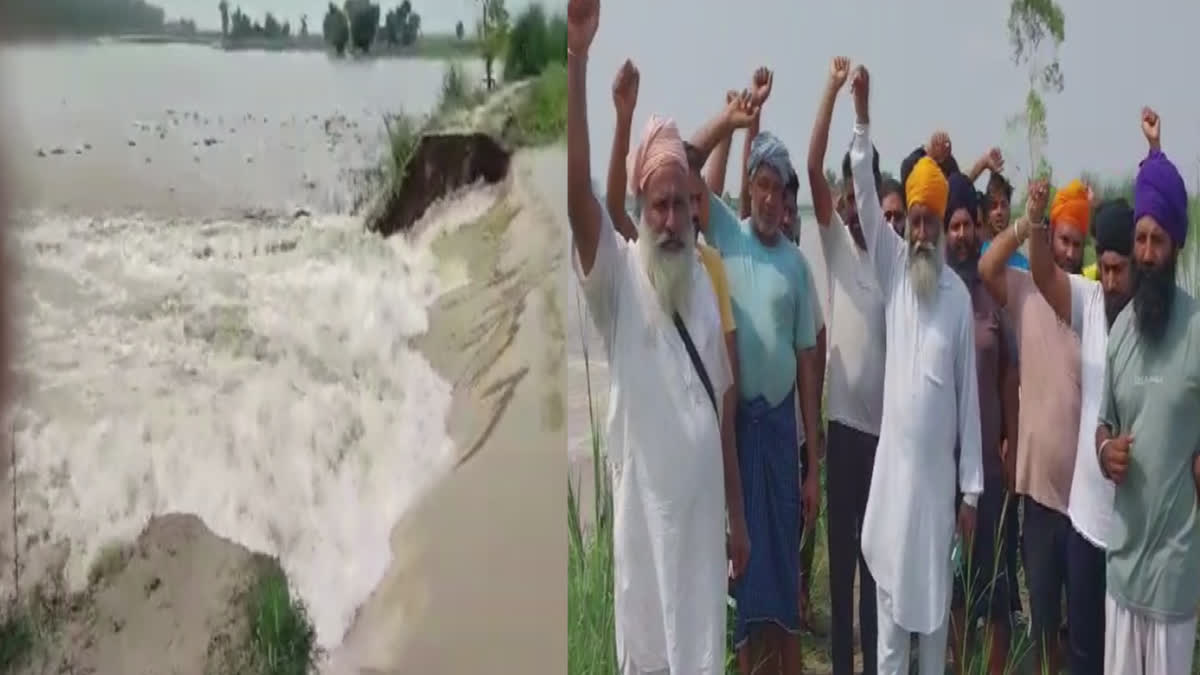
573, 207, 732, 674
848, 123, 984, 634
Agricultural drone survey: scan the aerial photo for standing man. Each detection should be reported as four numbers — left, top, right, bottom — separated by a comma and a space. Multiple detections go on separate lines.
807, 55, 886, 675
1097, 108, 1200, 675
978, 176, 1087, 675
1023, 181, 1138, 673
567, 1, 733, 671
847, 64, 983, 675
602, 57, 752, 583
688, 90, 824, 675
942, 174, 1019, 675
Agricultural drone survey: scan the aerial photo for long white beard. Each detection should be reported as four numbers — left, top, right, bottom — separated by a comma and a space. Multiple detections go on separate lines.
907, 233, 944, 303
636, 219, 695, 316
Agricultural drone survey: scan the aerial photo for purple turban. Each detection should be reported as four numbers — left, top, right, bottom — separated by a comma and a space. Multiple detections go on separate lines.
1133, 149, 1190, 247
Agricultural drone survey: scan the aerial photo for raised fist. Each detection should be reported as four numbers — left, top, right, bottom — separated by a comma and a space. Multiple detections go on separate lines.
566, 0, 599, 56
611, 59, 639, 119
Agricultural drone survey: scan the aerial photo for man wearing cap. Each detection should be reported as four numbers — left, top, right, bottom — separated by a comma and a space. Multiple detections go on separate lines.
846, 64, 983, 675
566, 1, 733, 671
687, 89, 823, 674
979, 177, 1089, 673
1096, 107, 1200, 675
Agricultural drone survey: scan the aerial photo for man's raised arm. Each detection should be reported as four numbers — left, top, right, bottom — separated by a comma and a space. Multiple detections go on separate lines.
847, 65, 900, 293
807, 57, 849, 227
978, 180, 1047, 309
1024, 179, 1072, 323
605, 59, 639, 242
566, 0, 603, 274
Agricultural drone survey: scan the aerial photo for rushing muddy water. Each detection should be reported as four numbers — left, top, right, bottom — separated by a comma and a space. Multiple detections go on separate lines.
0, 41, 492, 654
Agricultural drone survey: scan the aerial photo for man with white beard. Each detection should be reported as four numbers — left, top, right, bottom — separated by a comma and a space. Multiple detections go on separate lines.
845, 64, 983, 675
566, 0, 733, 672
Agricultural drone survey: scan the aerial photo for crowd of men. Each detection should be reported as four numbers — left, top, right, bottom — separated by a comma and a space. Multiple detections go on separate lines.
565, 1, 1200, 673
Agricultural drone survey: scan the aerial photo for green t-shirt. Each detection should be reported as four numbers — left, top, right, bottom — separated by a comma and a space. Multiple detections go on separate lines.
705, 192, 817, 406
1099, 288, 1200, 622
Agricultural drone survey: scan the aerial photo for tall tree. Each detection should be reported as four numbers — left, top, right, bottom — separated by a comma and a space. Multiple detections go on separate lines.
455, 20, 465, 40
219, 0, 229, 37
476, 0, 509, 90
300, 14, 308, 37
1005, 0, 1066, 183
322, 2, 349, 54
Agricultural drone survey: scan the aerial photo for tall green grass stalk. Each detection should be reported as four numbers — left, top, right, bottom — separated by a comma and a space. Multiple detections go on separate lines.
568, 285, 616, 674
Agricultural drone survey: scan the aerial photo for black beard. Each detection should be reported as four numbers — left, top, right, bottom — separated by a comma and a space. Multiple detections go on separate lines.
1104, 293, 1129, 327
950, 245, 980, 287
1132, 255, 1177, 342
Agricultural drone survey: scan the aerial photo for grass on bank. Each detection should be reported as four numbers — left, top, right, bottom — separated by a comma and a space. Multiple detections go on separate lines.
379, 2, 566, 186
241, 564, 321, 675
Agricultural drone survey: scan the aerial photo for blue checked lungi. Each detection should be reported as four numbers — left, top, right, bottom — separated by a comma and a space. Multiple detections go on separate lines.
731, 387, 803, 647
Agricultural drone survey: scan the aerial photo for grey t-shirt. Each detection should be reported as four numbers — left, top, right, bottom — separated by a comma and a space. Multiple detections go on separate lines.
1099, 288, 1200, 622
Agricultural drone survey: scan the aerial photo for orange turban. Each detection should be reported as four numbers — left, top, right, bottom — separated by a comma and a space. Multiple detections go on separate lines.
627, 114, 688, 199
1051, 179, 1091, 234
904, 157, 949, 219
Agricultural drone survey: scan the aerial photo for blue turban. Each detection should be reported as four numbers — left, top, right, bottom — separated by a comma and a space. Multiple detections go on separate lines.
1133, 149, 1189, 247
945, 173, 978, 226
748, 131, 794, 185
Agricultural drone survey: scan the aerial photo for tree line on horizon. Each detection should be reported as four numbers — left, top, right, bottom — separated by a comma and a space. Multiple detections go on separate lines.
3, 0, 166, 37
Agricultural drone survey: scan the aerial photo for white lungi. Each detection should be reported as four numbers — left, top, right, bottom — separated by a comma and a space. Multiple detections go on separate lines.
1104, 594, 1196, 675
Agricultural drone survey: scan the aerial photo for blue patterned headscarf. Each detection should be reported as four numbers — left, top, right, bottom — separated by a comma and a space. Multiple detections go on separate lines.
747, 131, 794, 184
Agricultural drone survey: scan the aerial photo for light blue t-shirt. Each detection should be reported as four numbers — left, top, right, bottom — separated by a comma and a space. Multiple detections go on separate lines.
980, 239, 1030, 270
705, 192, 817, 406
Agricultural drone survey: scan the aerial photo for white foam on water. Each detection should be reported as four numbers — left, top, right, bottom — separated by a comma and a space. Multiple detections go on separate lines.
4, 184, 501, 650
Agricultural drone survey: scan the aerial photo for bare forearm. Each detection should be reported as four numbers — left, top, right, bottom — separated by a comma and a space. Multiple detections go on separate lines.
606, 111, 637, 241
738, 117, 758, 220
1095, 423, 1114, 460
721, 388, 745, 521
807, 82, 838, 225
705, 135, 732, 197
567, 53, 602, 270
689, 108, 734, 158
967, 155, 988, 184
797, 350, 821, 473
814, 327, 827, 416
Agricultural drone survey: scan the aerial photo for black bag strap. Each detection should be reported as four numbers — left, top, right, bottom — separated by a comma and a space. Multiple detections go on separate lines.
673, 312, 718, 417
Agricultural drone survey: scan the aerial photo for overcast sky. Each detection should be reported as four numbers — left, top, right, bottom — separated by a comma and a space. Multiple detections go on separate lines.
158, 0, 564, 33
580, 0, 1200, 202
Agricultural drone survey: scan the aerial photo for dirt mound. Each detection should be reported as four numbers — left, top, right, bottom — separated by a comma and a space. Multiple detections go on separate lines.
9, 514, 274, 675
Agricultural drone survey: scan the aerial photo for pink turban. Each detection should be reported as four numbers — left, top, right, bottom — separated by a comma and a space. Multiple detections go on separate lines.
627, 114, 688, 199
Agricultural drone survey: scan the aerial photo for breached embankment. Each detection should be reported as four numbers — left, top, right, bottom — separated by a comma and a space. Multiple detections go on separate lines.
0, 78, 563, 674
328, 91, 567, 671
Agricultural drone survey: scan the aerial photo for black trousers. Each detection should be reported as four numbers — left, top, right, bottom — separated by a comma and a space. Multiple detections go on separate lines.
825, 421, 878, 675
1021, 497, 1071, 665
1066, 525, 1106, 675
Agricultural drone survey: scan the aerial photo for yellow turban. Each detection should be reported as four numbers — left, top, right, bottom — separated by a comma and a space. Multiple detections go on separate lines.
1050, 179, 1090, 234
904, 157, 949, 219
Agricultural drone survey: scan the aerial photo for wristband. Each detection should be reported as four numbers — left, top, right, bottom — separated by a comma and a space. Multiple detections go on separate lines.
1097, 438, 1113, 478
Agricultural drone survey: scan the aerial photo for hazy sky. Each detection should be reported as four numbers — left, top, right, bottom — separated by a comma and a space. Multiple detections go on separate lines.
582, 0, 1200, 202
158, 0, 563, 33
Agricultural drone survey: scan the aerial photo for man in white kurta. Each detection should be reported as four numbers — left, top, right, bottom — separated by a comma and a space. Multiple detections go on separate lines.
574, 206, 731, 675
566, 4, 731, 669
845, 66, 984, 675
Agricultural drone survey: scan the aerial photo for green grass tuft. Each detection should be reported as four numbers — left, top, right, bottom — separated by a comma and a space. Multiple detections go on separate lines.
244, 565, 320, 675
514, 63, 566, 147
